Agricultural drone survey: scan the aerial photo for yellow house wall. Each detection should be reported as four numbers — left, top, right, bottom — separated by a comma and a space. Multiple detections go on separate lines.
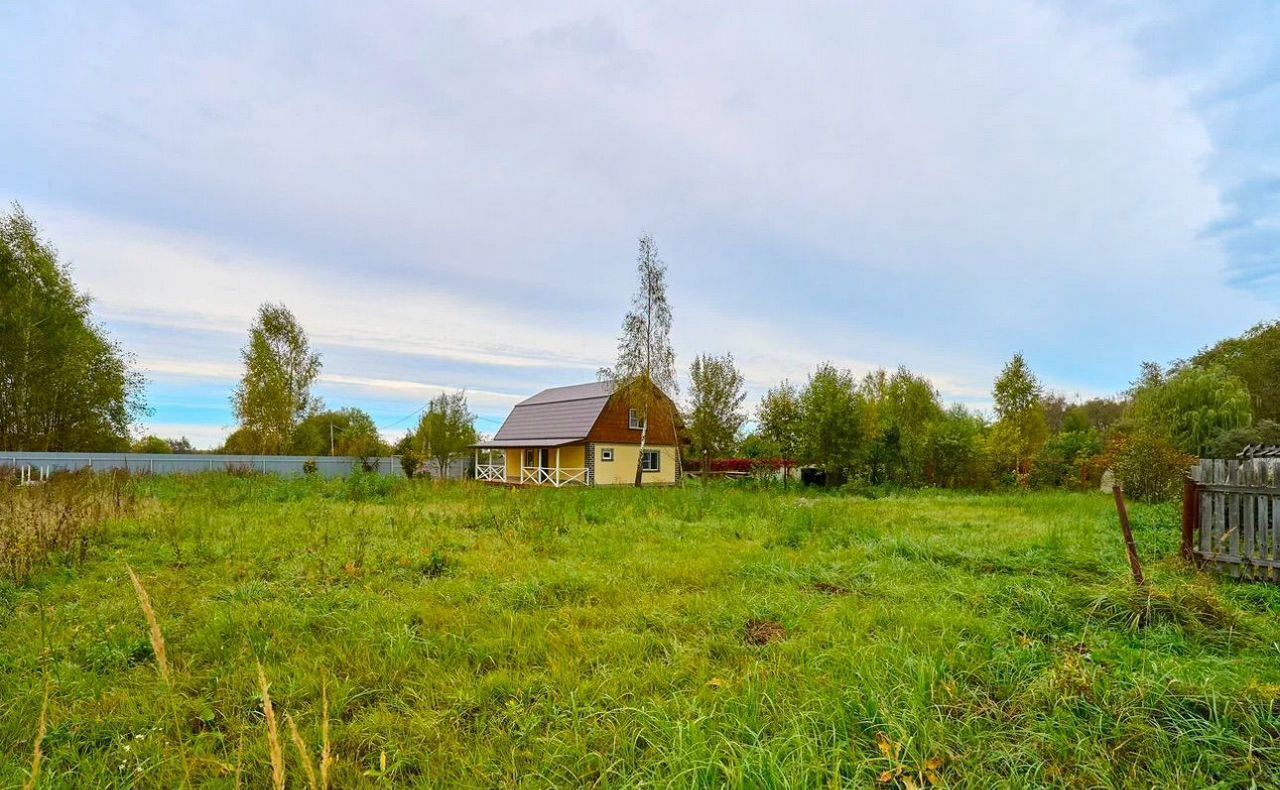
592, 444, 679, 486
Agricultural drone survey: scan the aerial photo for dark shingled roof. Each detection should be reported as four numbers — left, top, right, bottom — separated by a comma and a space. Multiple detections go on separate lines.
475, 381, 616, 447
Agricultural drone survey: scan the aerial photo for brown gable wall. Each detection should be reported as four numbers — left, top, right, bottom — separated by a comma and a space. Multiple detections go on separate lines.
587, 389, 681, 445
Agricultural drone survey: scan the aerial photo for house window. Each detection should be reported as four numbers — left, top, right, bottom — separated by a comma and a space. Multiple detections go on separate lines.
641, 450, 660, 472
628, 409, 645, 430
601, 448, 614, 462
524, 449, 536, 467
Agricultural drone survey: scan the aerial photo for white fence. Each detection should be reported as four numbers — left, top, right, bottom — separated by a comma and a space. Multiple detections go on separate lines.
0, 452, 403, 479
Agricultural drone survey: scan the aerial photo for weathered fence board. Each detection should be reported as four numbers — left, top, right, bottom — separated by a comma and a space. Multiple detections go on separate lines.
1187, 459, 1280, 581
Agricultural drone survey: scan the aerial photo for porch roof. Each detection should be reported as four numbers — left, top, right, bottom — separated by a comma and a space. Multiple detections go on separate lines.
472, 438, 584, 449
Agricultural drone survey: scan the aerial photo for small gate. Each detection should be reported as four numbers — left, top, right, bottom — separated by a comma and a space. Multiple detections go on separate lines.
1184, 459, 1280, 581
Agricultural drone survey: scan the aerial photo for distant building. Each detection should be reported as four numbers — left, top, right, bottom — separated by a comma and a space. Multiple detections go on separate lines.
472, 380, 683, 487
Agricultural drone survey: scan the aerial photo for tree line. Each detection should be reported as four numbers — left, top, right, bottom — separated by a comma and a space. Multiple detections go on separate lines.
4, 204, 1278, 500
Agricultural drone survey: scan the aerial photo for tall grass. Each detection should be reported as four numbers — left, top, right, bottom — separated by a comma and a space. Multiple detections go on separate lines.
0, 470, 135, 583
2, 475, 1279, 786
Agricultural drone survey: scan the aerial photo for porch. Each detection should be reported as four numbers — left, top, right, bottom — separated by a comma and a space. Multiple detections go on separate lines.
472, 444, 592, 487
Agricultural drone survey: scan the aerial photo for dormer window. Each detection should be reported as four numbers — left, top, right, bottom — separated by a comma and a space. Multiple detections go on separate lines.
628, 409, 645, 430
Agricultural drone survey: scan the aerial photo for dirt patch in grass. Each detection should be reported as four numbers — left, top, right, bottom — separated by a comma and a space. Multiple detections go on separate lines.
744, 619, 786, 646
808, 582, 850, 596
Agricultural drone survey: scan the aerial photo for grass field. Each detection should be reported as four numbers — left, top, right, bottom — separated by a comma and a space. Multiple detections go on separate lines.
3, 474, 1280, 788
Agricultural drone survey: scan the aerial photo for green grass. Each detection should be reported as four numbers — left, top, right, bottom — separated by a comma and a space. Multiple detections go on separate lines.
3, 475, 1280, 787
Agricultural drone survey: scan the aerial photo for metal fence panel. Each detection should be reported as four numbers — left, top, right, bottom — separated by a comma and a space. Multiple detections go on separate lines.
0, 452, 404, 479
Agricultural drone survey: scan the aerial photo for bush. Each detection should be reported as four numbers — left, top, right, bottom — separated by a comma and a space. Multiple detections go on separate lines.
1202, 419, 1280, 459
400, 450, 423, 479
1104, 430, 1194, 502
302, 459, 319, 475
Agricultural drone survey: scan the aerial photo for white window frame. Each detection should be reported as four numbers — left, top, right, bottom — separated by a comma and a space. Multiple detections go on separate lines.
600, 447, 614, 462
628, 409, 645, 430
524, 449, 536, 467
641, 449, 660, 472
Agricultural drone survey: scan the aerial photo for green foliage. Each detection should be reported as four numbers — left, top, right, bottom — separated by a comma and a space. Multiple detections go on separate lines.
1063, 398, 1125, 434
798, 364, 867, 481
1202, 419, 1280, 460
230, 302, 322, 454
399, 448, 424, 478
757, 380, 802, 476
861, 367, 945, 485
1129, 365, 1252, 456
219, 427, 261, 455
923, 405, 989, 488
131, 435, 173, 454
290, 408, 386, 458
738, 432, 781, 459
1189, 320, 1280, 421
4, 479, 1279, 787
414, 391, 477, 479
0, 203, 146, 450
599, 234, 677, 486
685, 352, 747, 463
990, 354, 1049, 477
1106, 430, 1195, 502
1030, 429, 1103, 489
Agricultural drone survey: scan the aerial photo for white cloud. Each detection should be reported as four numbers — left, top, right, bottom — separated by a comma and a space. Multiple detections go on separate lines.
5, 0, 1277, 438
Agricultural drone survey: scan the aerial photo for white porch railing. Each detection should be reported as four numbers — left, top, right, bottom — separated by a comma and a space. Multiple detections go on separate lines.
520, 466, 591, 487
475, 464, 506, 483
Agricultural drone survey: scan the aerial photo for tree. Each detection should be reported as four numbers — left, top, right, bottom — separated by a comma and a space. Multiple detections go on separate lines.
414, 391, 477, 480
1063, 398, 1125, 434
924, 405, 989, 489
290, 408, 385, 459
231, 303, 322, 454
757, 380, 802, 486
0, 203, 147, 451
1188, 320, 1280, 422
798, 364, 867, 485
131, 435, 173, 454
990, 353, 1048, 480
167, 436, 196, 454
685, 353, 747, 481
862, 367, 944, 485
1128, 365, 1252, 456
1202, 420, 1280, 460
599, 235, 677, 487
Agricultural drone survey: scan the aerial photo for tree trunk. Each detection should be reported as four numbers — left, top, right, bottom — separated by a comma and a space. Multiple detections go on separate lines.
634, 409, 649, 487
702, 449, 709, 487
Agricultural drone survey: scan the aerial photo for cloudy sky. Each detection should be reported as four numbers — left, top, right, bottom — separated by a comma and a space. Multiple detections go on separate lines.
3, 2, 1277, 448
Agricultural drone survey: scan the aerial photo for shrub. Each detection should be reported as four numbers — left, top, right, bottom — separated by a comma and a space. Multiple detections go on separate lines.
302, 459, 319, 475
399, 450, 423, 479
1104, 430, 1194, 502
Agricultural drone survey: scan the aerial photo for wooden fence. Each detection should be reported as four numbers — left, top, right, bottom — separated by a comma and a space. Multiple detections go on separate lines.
1184, 459, 1280, 581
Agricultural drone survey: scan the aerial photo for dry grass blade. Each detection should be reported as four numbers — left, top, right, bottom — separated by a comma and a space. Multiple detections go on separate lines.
126, 563, 170, 685
257, 661, 286, 790
287, 714, 319, 790
23, 684, 49, 790
320, 682, 331, 790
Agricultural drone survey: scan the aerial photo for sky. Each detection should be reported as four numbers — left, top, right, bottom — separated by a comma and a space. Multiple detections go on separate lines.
2, 1, 1278, 448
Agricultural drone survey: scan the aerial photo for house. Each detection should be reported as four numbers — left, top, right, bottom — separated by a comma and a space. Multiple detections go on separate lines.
472, 380, 683, 486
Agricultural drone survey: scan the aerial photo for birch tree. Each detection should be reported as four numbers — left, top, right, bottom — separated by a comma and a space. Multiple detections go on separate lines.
600, 234, 677, 487
231, 303, 322, 454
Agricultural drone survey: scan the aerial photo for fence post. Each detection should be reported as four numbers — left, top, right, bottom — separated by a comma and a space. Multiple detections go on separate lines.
1181, 475, 1199, 562
1112, 485, 1146, 586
